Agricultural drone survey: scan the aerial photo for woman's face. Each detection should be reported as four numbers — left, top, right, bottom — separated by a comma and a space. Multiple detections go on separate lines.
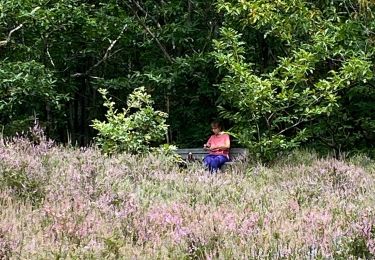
211, 125, 221, 135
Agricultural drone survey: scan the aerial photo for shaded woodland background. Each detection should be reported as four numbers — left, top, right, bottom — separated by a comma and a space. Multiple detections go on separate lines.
1, 0, 374, 159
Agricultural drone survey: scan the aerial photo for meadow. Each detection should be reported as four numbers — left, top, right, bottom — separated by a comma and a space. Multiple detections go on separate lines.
1, 137, 374, 259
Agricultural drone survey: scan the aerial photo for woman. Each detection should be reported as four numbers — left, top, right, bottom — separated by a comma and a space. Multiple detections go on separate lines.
203, 121, 230, 173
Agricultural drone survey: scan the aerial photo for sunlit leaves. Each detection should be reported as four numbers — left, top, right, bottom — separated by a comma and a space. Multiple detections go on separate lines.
92, 87, 168, 154
214, 0, 375, 160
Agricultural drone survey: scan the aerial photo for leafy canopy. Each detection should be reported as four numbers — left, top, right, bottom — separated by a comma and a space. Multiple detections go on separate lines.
213, 0, 374, 160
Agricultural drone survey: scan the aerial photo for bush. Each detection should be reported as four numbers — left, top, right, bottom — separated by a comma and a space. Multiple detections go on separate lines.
92, 87, 168, 154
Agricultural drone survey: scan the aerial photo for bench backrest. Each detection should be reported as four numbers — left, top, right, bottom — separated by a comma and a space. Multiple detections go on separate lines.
176, 148, 248, 161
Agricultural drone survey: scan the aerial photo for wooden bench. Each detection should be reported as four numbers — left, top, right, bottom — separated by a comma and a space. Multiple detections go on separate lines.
176, 148, 248, 166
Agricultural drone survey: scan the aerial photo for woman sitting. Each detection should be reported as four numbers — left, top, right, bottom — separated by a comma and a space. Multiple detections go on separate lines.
203, 121, 230, 173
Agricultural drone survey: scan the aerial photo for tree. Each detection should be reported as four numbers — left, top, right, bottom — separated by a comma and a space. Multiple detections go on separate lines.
0, 0, 222, 147
213, 0, 374, 160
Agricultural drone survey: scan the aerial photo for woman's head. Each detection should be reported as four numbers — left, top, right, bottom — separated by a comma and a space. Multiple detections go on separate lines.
211, 121, 222, 135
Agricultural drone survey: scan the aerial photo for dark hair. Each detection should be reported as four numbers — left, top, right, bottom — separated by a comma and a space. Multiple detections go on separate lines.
211, 120, 222, 130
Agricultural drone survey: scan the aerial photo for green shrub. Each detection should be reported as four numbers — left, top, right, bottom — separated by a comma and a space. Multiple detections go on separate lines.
92, 87, 168, 154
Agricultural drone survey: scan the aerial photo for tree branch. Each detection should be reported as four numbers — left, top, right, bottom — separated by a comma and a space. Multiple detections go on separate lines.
0, 7, 40, 47
133, 0, 161, 28
0, 24, 23, 47
71, 24, 128, 78
278, 117, 306, 135
86, 24, 128, 75
125, 1, 173, 63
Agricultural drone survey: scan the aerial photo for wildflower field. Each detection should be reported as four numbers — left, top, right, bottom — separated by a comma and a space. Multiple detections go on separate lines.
1, 138, 375, 259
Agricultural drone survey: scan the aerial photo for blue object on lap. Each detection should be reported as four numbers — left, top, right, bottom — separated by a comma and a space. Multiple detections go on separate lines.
203, 154, 229, 173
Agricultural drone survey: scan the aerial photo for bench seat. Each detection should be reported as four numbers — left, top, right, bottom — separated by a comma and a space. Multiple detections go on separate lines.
176, 148, 248, 163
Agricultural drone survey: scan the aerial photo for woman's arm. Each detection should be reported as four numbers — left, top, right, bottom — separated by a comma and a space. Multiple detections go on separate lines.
203, 136, 213, 150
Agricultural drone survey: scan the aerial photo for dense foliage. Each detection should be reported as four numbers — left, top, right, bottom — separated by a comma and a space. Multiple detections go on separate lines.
0, 0, 220, 147
92, 87, 168, 154
1, 0, 374, 158
214, 0, 375, 159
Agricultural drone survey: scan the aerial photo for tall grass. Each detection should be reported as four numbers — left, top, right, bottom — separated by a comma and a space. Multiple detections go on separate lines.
0, 138, 374, 259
